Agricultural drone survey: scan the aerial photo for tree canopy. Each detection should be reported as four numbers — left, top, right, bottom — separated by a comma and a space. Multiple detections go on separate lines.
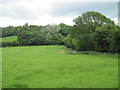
73, 11, 115, 32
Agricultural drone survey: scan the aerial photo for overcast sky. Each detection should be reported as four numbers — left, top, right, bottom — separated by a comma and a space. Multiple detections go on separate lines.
0, 0, 119, 27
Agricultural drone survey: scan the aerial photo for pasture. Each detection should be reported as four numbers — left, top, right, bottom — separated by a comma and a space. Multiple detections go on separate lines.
2, 45, 118, 88
0, 36, 17, 42
0, 48, 2, 89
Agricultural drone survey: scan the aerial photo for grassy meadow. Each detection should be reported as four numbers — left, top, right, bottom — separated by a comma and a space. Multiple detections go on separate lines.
0, 47, 2, 89
0, 36, 17, 42
2, 45, 118, 88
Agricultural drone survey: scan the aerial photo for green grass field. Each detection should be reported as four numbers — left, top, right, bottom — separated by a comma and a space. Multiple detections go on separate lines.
0, 36, 17, 42
2, 45, 118, 88
0, 48, 2, 89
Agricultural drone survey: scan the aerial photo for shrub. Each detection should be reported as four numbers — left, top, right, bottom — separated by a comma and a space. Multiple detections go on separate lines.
111, 28, 120, 53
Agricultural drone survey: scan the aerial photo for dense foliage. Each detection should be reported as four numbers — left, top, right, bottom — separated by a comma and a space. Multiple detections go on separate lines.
1, 24, 66, 46
1, 11, 120, 53
64, 11, 119, 53
93, 24, 120, 53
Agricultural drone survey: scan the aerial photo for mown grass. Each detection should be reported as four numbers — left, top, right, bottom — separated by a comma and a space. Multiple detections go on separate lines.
0, 36, 17, 42
2, 45, 118, 88
0, 48, 2, 89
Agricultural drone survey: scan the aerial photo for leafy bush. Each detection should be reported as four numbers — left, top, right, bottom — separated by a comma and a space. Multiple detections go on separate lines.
17, 30, 64, 46
93, 28, 112, 52
64, 34, 74, 48
17, 31, 46, 45
92, 24, 120, 53
110, 27, 120, 53
73, 33, 94, 51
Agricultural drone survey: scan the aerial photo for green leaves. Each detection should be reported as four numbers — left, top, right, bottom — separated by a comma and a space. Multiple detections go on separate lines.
73, 11, 115, 32
65, 11, 119, 53
93, 24, 120, 53
17, 31, 46, 45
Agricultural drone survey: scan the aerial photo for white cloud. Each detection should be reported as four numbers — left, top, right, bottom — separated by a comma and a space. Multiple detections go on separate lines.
0, 0, 78, 27
111, 17, 118, 25
0, 0, 52, 19
0, 13, 77, 27
0, 17, 26, 27
29, 14, 77, 26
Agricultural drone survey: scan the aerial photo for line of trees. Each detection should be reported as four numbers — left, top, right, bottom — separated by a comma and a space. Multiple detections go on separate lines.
17, 24, 65, 45
1, 11, 120, 53
1, 23, 70, 46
